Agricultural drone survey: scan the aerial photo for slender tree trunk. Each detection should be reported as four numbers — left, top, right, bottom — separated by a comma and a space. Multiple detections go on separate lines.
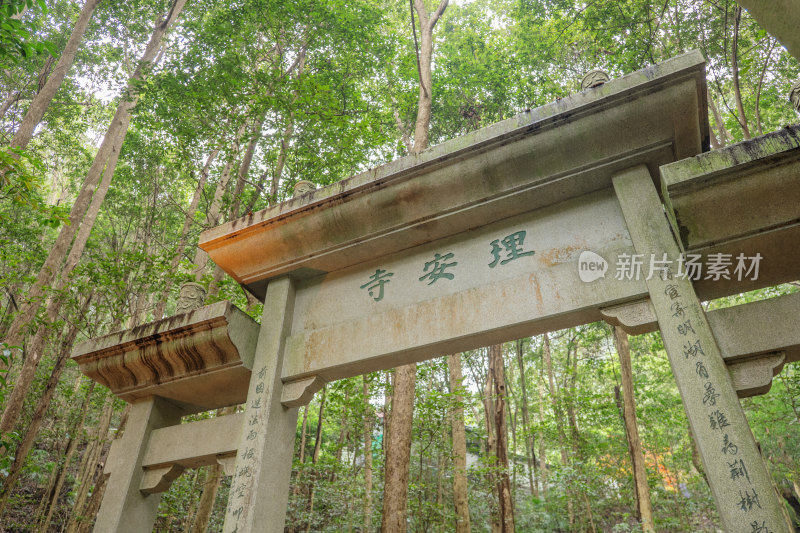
0, 55, 53, 123
410, 0, 449, 152
303, 385, 327, 533
754, 39, 777, 137
381, 363, 416, 532
613, 327, 655, 533
269, 118, 295, 203
0, 121, 126, 442
292, 404, 310, 501
191, 122, 247, 282
228, 112, 267, 221
536, 346, 548, 499
707, 91, 730, 148
448, 353, 471, 533
363, 376, 374, 533
687, 419, 708, 487
67, 397, 114, 532
515, 339, 537, 496
10, 0, 103, 150
39, 383, 96, 532
543, 333, 574, 527
480, 352, 501, 533
329, 389, 350, 484
731, 5, 751, 140
488, 344, 514, 532
189, 407, 235, 533
189, 464, 225, 533
0, 90, 22, 121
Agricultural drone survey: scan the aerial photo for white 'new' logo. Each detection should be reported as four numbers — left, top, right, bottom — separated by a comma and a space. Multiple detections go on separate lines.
578, 251, 608, 282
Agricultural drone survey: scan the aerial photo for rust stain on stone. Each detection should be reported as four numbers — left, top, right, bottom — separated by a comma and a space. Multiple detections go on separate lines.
529, 273, 544, 311
539, 244, 582, 266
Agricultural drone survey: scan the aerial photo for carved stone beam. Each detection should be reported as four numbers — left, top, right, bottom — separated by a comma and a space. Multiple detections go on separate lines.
142, 413, 243, 472
140, 464, 185, 494
103, 412, 244, 496
72, 301, 259, 414
727, 352, 786, 398
599, 299, 657, 335
281, 375, 326, 408
602, 291, 800, 397
216, 454, 237, 476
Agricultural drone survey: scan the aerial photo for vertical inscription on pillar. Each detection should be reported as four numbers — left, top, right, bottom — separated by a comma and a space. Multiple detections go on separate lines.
226, 364, 268, 532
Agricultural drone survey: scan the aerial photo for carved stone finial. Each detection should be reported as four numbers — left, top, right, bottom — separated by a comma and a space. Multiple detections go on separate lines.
580, 69, 611, 91
293, 180, 316, 196
790, 81, 800, 113
175, 282, 206, 314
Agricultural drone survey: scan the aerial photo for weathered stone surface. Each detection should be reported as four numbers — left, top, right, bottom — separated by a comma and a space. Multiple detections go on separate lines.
72, 301, 259, 413
727, 352, 786, 398
661, 125, 800, 300
200, 51, 708, 300
790, 80, 800, 113
580, 69, 610, 90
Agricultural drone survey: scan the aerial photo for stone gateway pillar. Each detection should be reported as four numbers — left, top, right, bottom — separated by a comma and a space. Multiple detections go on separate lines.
94, 397, 183, 533
222, 277, 299, 532
614, 166, 788, 533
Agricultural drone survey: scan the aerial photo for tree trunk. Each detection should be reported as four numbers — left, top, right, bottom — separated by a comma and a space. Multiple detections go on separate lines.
191, 122, 247, 282
39, 382, 96, 532
613, 327, 655, 533
536, 346, 548, 499
153, 147, 219, 319
514, 339, 537, 496
0, 55, 54, 122
754, 39, 777, 137
543, 333, 574, 527
363, 376, 374, 533
0, 121, 126, 442
303, 385, 326, 533
228, 112, 267, 221
270, 118, 295, 203
480, 352, 501, 533
706, 91, 730, 148
448, 353, 471, 533
10, 0, 103, 150
488, 344, 514, 533
731, 5, 751, 140
66, 396, 114, 532
381, 364, 416, 532
188, 405, 237, 532
410, 0, 449, 153
189, 412, 236, 533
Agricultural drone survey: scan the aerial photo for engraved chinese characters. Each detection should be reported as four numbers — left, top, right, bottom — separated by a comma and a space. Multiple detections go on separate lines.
360, 230, 535, 301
